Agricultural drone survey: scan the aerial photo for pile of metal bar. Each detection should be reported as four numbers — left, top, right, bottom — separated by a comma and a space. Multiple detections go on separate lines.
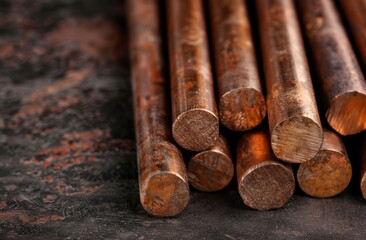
127, 0, 366, 217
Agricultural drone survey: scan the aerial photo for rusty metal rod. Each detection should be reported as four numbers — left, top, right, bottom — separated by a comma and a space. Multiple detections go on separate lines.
256, 0, 323, 163
187, 134, 234, 192
339, 0, 366, 71
166, 0, 219, 151
128, 0, 189, 217
297, 129, 352, 198
208, 0, 266, 131
297, 0, 366, 135
236, 128, 295, 210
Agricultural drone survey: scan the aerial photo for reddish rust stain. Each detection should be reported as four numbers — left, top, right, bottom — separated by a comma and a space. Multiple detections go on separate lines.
33, 215, 65, 224
56, 181, 101, 196
42, 194, 57, 204
0, 210, 32, 223
53, 161, 69, 170
55, 182, 68, 195
4, 184, 17, 191
0, 42, 15, 59
24, 68, 93, 103
43, 176, 53, 183
77, 185, 101, 195
0, 210, 65, 225
30, 139, 133, 171
45, 18, 125, 61
42, 161, 50, 168
62, 129, 112, 143
72, 156, 96, 164
13, 95, 81, 120
23, 129, 133, 198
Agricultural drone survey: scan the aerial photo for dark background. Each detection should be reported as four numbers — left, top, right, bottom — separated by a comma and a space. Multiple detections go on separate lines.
0, 0, 365, 239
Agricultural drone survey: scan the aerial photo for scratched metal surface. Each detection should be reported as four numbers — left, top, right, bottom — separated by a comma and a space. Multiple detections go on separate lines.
0, 0, 365, 239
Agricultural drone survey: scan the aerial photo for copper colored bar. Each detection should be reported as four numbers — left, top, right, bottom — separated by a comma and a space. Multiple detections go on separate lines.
339, 0, 366, 70
208, 0, 266, 131
256, 0, 323, 163
167, 0, 219, 151
236, 129, 295, 210
297, 0, 366, 135
360, 136, 366, 199
128, 0, 189, 217
297, 129, 352, 198
187, 134, 234, 192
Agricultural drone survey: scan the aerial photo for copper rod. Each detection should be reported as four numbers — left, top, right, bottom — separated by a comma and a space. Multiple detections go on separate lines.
297, 129, 352, 198
187, 134, 234, 192
128, 0, 189, 217
297, 0, 366, 135
208, 0, 266, 131
166, 0, 219, 152
339, 0, 366, 70
256, 0, 323, 163
236, 128, 295, 210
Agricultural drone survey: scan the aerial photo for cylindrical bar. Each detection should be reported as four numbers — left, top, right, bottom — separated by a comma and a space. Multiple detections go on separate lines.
236, 129, 295, 210
128, 0, 189, 217
167, 0, 219, 151
339, 0, 366, 70
297, 129, 352, 198
359, 135, 366, 199
297, 0, 366, 135
208, 0, 266, 131
256, 0, 323, 163
187, 134, 234, 192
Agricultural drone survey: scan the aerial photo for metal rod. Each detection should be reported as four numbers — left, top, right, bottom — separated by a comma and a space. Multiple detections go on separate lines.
297, 129, 352, 198
187, 134, 234, 192
208, 0, 266, 131
297, 0, 366, 135
256, 0, 323, 163
128, 0, 189, 217
236, 128, 295, 210
167, 0, 219, 151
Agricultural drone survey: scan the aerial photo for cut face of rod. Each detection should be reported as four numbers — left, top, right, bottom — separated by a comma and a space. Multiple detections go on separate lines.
297, 0, 366, 135
297, 129, 352, 198
167, 0, 219, 151
236, 129, 295, 210
208, 0, 266, 131
256, 0, 323, 163
339, 0, 366, 70
128, 0, 189, 217
187, 134, 234, 192
139, 142, 190, 216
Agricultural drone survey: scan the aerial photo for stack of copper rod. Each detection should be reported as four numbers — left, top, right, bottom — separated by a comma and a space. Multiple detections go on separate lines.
127, 0, 366, 217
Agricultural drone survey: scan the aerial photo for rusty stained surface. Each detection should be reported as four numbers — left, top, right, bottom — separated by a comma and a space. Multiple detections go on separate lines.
297, 0, 366, 135
187, 134, 234, 192
236, 128, 295, 210
0, 0, 139, 238
256, 0, 323, 163
208, 0, 266, 131
128, 0, 189, 217
297, 129, 352, 198
167, 0, 219, 152
339, 0, 366, 71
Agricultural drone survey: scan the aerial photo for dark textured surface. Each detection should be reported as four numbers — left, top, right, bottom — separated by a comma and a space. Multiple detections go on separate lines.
0, 0, 365, 239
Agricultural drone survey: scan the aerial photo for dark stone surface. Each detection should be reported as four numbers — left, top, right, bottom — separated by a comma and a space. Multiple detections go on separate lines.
0, 0, 365, 239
